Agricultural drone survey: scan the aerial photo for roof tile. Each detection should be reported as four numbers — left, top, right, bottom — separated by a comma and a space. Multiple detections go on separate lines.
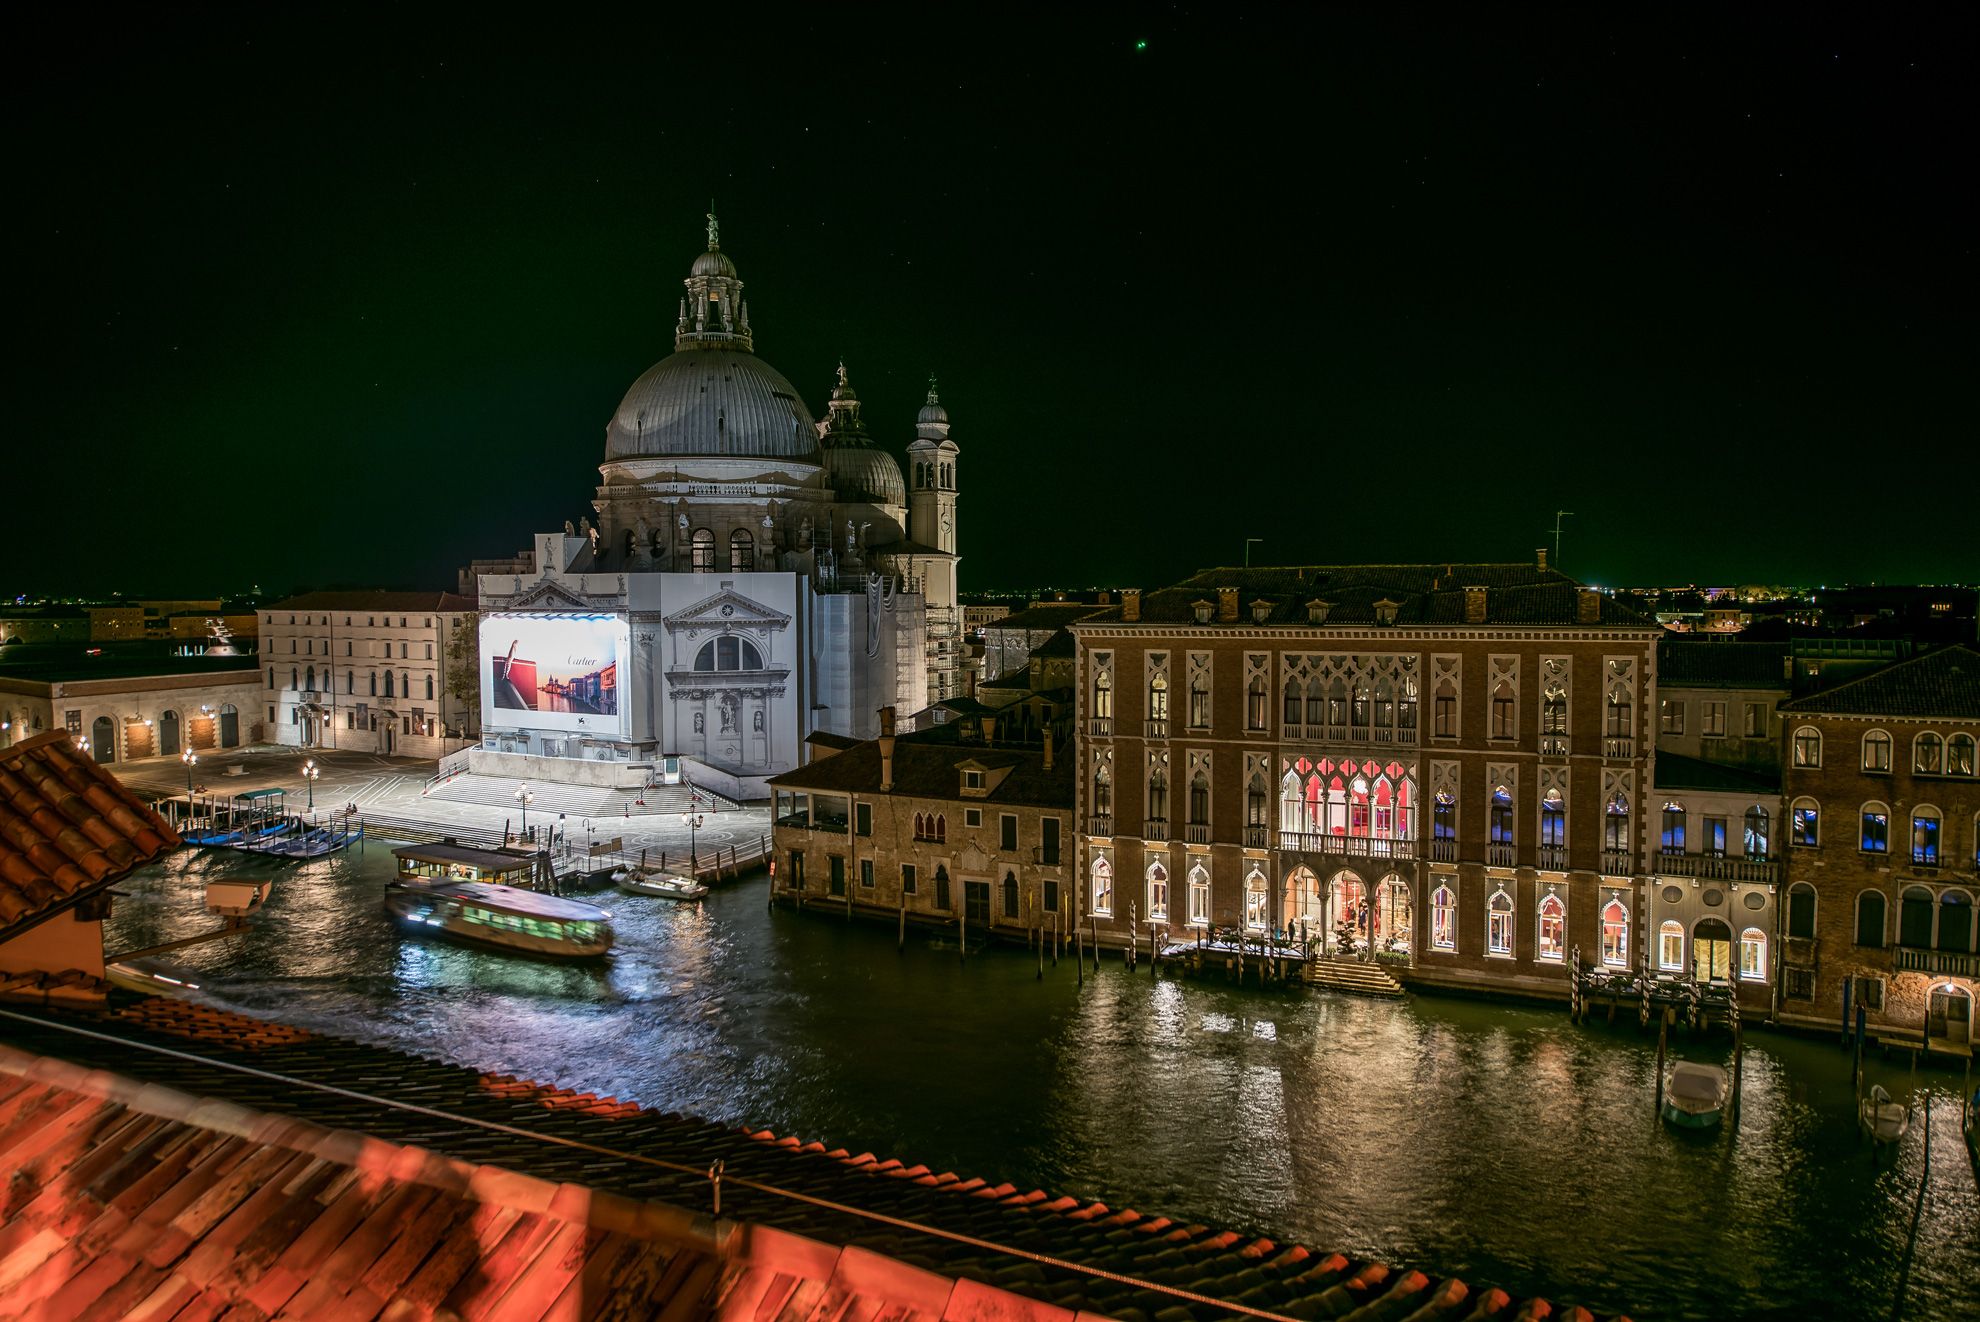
0, 731, 181, 939
1779, 642, 1980, 718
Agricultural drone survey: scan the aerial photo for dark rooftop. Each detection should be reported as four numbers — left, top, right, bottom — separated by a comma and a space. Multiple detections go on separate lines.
266, 589, 476, 613
1075, 564, 1655, 629
0, 641, 261, 684
1652, 750, 1781, 795
769, 733, 1073, 810
1779, 643, 1980, 719
1657, 638, 1791, 689
983, 603, 1110, 632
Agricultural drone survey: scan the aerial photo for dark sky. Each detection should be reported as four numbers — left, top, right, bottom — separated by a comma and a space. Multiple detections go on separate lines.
11, 7, 1973, 598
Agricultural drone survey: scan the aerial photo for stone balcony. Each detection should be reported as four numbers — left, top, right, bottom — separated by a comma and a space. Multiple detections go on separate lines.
1144, 719, 1168, 740
1088, 717, 1112, 738
1276, 832, 1416, 861
1143, 817, 1169, 842
1894, 946, 1980, 979
1656, 852, 1779, 884
1539, 734, 1571, 758
1086, 815, 1113, 837
1486, 844, 1516, 868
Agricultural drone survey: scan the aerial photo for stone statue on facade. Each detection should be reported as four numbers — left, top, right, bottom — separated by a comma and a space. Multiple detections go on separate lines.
564, 519, 575, 537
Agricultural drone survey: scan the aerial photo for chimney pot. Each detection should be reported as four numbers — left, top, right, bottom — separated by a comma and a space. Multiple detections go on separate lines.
1464, 586, 1489, 625
1536, 547, 1549, 570
1576, 586, 1602, 625
1042, 737, 1054, 771
1217, 586, 1240, 622
1121, 589, 1141, 623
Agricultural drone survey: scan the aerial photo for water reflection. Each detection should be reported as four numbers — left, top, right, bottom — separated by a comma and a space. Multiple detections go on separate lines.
100, 844, 1980, 1322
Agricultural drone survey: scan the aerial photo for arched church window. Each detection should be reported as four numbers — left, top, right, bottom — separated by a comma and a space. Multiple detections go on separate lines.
730, 528, 755, 572
691, 529, 715, 572
694, 637, 765, 672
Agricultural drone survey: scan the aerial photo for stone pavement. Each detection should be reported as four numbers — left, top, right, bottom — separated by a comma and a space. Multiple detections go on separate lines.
108, 745, 773, 862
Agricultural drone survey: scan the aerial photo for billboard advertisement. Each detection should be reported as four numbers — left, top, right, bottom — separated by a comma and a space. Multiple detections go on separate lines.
481, 613, 628, 735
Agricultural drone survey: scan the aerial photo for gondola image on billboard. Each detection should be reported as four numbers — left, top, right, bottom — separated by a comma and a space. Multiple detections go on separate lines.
481, 614, 626, 733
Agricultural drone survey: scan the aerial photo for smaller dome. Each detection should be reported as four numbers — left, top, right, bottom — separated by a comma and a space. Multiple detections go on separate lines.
824, 446, 906, 506
692, 249, 737, 278
916, 399, 948, 425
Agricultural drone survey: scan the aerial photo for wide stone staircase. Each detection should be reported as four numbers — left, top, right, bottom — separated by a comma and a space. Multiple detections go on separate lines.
420, 773, 725, 819
1301, 956, 1407, 998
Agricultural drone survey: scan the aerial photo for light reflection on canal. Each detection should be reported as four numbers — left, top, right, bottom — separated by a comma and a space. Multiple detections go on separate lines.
105, 844, 1980, 1321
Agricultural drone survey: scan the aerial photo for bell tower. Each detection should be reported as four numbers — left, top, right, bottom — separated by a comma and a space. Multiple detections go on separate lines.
908, 376, 962, 699
907, 376, 958, 555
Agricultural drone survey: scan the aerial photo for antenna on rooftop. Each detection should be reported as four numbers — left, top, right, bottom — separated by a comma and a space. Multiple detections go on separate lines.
1551, 511, 1574, 571
1244, 538, 1263, 568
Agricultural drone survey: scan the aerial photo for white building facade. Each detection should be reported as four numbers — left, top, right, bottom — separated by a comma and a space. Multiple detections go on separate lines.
261, 591, 480, 758
473, 216, 963, 798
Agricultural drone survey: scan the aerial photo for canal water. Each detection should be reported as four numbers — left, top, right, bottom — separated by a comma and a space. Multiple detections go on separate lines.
103, 843, 1980, 1321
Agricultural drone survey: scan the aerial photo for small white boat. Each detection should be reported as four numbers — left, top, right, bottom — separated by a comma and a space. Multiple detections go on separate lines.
106, 957, 205, 998
1662, 1061, 1730, 1129
616, 870, 709, 901
1859, 1085, 1909, 1144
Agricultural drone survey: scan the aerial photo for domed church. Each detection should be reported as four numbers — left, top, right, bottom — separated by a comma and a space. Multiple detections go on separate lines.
473, 213, 963, 795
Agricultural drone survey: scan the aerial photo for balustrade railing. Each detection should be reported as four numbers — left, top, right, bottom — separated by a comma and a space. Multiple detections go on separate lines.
1144, 719, 1168, 740
1656, 853, 1778, 883
1276, 832, 1416, 860
1086, 815, 1113, 837
1429, 838, 1457, 862
1245, 825, 1271, 848
1894, 947, 1980, 978
1538, 846, 1569, 872
1540, 734, 1571, 758
1185, 823, 1211, 844
1143, 817, 1169, 842
1603, 735, 1635, 759
1088, 717, 1112, 737
1487, 843, 1516, 868
1601, 849, 1636, 876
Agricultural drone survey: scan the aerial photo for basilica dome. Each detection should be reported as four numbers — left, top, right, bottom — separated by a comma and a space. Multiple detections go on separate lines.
604, 348, 819, 462
823, 444, 907, 506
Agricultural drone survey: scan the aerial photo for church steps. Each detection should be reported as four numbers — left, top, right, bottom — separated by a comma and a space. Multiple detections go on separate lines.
421, 773, 715, 820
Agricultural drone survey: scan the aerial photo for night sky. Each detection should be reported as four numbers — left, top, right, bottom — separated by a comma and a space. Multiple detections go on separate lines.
12, 7, 1973, 599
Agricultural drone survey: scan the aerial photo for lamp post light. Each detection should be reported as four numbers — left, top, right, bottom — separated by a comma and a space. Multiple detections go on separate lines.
181, 747, 198, 796
301, 758, 319, 812
515, 784, 534, 841
74, 735, 90, 757
681, 792, 704, 880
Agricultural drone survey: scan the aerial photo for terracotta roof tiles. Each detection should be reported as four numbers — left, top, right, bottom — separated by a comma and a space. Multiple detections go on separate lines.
0, 1000, 1639, 1320
0, 731, 181, 938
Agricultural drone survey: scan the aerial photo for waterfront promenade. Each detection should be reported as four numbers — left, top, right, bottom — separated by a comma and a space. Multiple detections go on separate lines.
107, 744, 773, 865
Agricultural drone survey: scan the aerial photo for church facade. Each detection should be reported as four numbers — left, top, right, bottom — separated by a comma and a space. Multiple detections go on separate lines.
473, 216, 963, 797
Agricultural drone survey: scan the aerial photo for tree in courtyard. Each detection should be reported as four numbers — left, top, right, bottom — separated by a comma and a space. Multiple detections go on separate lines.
445, 615, 480, 734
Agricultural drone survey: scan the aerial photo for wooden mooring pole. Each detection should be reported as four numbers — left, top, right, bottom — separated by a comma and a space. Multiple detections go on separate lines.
898, 890, 907, 952
1654, 1007, 1671, 1115
1076, 922, 1084, 986
1730, 1004, 1744, 1129
959, 901, 966, 966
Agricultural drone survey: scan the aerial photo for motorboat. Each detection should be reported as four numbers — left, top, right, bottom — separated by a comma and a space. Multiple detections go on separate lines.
1859, 1085, 1908, 1144
1662, 1061, 1730, 1129
386, 843, 611, 959
105, 957, 205, 998
616, 869, 709, 901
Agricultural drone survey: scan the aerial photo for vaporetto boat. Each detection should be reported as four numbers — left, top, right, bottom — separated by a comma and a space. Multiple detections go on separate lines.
386, 843, 614, 960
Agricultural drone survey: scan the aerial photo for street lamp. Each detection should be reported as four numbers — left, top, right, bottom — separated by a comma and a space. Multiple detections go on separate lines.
74, 735, 90, 756
301, 758, 319, 812
181, 747, 198, 796
681, 791, 704, 879
515, 783, 534, 840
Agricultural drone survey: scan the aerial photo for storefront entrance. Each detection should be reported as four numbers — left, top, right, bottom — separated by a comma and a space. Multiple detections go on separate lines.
1693, 918, 1733, 983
